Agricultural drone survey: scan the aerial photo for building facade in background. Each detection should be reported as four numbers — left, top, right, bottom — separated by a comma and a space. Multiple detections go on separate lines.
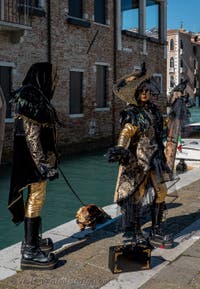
167, 29, 200, 106
0, 0, 167, 162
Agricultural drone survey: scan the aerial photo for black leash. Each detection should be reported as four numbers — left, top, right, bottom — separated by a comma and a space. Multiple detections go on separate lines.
58, 166, 85, 206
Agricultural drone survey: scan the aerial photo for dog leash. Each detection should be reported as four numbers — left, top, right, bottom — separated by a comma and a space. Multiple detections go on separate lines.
58, 166, 86, 206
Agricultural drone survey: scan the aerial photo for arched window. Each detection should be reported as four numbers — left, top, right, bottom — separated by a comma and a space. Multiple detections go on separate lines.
170, 76, 174, 88
170, 57, 174, 67
170, 39, 174, 50
180, 59, 183, 68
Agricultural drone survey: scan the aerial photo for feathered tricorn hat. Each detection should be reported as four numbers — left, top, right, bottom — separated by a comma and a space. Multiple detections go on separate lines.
113, 62, 153, 105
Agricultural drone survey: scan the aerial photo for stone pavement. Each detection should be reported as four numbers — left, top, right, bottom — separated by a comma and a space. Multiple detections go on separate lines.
0, 168, 200, 289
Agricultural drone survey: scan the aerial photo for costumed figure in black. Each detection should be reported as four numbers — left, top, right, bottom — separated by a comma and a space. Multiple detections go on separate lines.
0, 85, 6, 164
165, 79, 190, 175
8, 62, 59, 270
107, 65, 173, 249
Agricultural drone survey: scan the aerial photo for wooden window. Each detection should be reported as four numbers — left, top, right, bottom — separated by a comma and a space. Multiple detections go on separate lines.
96, 65, 108, 108
94, 0, 106, 24
69, 0, 83, 18
0, 66, 12, 118
69, 71, 83, 114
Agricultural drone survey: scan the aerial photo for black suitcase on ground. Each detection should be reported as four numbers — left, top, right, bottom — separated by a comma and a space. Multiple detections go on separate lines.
109, 243, 151, 274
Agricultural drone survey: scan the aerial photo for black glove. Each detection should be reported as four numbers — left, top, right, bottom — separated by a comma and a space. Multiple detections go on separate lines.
46, 168, 59, 181
38, 163, 59, 181
107, 146, 130, 165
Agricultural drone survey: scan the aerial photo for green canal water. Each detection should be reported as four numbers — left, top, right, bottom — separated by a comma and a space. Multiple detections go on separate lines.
1, 107, 199, 250
0, 150, 118, 250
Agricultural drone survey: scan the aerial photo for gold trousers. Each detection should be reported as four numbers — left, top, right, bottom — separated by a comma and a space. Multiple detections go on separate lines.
133, 170, 167, 204
25, 180, 46, 218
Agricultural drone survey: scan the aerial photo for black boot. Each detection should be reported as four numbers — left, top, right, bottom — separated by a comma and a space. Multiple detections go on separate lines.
21, 217, 57, 270
150, 202, 173, 249
123, 204, 148, 245
21, 217, 53, 254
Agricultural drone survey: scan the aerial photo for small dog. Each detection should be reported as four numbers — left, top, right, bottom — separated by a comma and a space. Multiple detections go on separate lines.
76, 204, 111, 231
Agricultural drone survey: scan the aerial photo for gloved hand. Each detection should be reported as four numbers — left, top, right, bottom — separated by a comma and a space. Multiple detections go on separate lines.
38, 163, 59, 181
46, 168, 59, 181
107, 146, 130, 165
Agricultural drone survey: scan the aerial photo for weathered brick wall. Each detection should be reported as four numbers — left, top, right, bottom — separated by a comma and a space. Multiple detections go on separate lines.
0, 12, 48, 162
1, 1, 167, 163
50, 0, 116, 156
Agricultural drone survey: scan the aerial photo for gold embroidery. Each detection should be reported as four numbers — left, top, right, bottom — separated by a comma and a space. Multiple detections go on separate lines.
23, 118, 46, 169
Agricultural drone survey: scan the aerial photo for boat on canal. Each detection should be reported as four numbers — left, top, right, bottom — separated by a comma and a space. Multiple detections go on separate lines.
175, 122, 200, 168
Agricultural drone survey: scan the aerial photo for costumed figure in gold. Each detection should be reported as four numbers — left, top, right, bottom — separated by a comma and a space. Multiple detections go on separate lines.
8, 62, 59, 270
107, 64, 173, 249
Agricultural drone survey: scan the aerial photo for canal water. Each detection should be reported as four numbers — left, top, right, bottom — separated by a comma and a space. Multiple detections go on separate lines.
189, 106, 200, 123
0, 150, 118, 250
0, 107, 199, 250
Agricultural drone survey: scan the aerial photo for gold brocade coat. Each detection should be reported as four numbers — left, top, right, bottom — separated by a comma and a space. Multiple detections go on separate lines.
114, 103, 170, 204
8, 62, 58, 224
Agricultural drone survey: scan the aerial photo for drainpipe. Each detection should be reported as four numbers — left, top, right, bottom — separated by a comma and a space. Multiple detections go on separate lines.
47, 0, 51, 63
112, 0, 117, 145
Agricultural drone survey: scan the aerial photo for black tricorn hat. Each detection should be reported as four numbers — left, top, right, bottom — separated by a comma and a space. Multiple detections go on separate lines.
113, 63, 153, 104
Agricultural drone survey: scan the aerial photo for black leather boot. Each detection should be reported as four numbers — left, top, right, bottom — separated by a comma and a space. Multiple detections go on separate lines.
150, 202, 173, 249
21, 217, 53, 254
123, 204, 149, 245
21, 217, 57, 270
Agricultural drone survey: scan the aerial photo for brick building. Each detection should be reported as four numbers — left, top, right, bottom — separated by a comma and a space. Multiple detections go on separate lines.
167, 29, 200, 105
0, 0, 167, 162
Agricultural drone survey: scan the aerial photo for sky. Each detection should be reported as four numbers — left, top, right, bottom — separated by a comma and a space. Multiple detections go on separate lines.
167, 0, 200, 33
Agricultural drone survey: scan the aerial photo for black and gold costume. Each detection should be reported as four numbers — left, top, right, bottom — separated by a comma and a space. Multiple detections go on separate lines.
0, 85, 6, 164
108, 68, 173, 248
8, 62, 58, 270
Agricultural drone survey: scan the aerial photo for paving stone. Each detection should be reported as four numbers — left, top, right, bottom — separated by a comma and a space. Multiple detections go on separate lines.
1, 174, 200, 289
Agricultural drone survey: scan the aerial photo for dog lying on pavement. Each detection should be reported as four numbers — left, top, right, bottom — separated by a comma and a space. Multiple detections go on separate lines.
76, 204, 111, 231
